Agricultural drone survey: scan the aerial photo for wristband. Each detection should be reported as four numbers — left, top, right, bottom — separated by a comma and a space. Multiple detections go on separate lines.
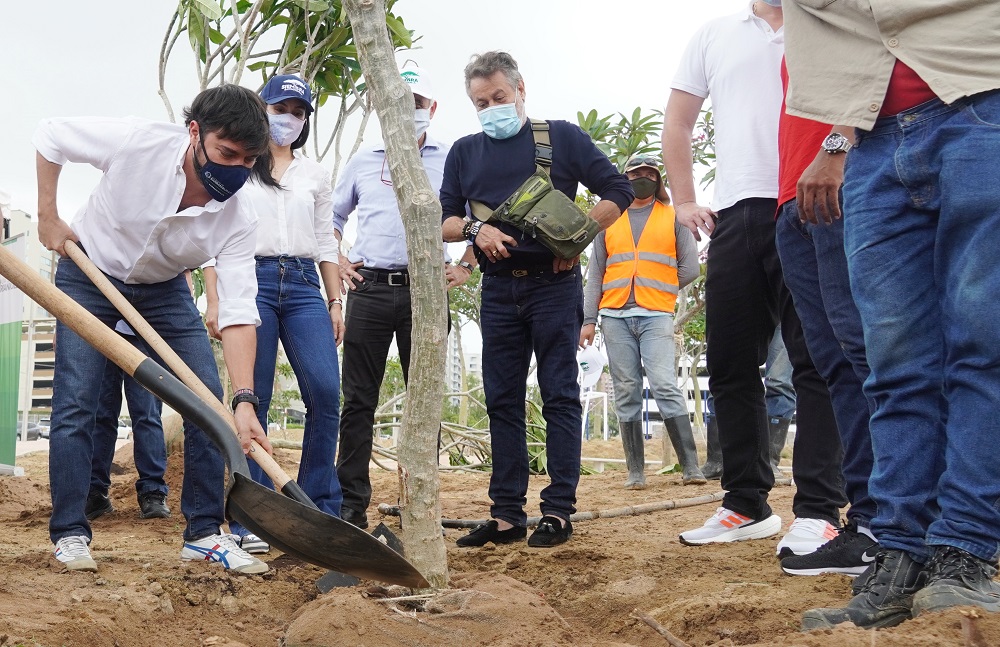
461, 220, 473, 240
328, 297, 343, 311
467, 221, 484, 242
231, 389, 259, 413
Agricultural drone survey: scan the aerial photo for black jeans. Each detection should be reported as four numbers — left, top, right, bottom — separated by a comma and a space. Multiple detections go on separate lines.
337, 278, 413, 514
706, 198, 846, 522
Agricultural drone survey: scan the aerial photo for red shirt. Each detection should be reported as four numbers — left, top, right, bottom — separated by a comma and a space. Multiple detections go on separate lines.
778, 58, 831, 207
880, 59, 937, 117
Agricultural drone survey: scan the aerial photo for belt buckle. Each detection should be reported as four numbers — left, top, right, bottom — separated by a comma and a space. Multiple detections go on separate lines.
387, 272, 407, 286
512, 269, 528, 278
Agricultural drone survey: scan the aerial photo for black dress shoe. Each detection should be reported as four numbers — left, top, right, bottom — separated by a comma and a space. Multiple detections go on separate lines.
138, 491, 171, 519
527, 515, 573, 548
341, 507, 369, 530
85, 491, 114, 521
456, 520, 527, 547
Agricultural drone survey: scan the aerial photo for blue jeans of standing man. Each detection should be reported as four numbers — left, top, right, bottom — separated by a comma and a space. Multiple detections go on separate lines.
843, 90, 1000, 563
91, 341, 169, 499
601, 314, 687, 422
765, 326, 795, 420
776, 199, 876, 526
480, 268, 583, 526
232, 256, 342, 538
50, 256, 226, 543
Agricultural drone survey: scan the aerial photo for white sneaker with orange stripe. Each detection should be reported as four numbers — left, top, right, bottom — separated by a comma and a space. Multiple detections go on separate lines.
775, 517, 839, 557
679, 507, 782, 545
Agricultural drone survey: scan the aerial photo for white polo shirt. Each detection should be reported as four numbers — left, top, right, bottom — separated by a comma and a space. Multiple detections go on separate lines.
671, 4, 785, 212
33, 116, 260, 329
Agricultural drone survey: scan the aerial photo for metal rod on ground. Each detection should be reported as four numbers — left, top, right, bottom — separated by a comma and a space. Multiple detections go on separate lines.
378, 491, 725, 528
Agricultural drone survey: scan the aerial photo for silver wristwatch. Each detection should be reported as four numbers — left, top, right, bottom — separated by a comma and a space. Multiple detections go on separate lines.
821, 132, 853, 154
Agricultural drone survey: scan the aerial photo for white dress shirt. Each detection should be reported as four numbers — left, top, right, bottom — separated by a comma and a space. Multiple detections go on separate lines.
332, 135, 451, 270
33, 116, 260, 329
240, 152, 338, 261
671, 4, 785, 212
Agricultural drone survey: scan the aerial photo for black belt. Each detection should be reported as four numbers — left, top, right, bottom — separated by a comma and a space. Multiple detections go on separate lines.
488, 266, 559, 278
357, 267, 410, 286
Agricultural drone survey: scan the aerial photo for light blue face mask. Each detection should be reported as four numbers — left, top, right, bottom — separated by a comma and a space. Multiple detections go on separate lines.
477, 102, 523, 140
761, 0, 781, 6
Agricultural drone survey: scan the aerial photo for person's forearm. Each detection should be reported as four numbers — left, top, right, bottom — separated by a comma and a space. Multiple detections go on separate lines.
203, 266, 220, 304
318, 260, 340, 301
36, 153, 61, 219
662, 124, 698, 206
459, 244, 478, 268
588, 200, 624, 231
443, 216, 467, 243
220, 324, 257, 392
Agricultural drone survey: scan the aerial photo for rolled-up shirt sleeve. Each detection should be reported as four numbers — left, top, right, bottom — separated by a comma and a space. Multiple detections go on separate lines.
33, 116, 135, 171
313, 168, 340, 264
215, 222, 261, 329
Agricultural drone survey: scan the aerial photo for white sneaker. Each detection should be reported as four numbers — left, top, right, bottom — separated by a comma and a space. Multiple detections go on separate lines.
775, 517, 839, 557
679, 507, 782, 545
181, 533, 269, 574
238, 532, 270, 554
54, 535, 98, 572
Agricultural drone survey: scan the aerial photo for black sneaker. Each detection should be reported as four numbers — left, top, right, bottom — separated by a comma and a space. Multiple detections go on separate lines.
137, 491, 171, 519
801, 549, 927, 630
85, 491, 114, 521
456, 520, 527, 547
527, 516, 573, 548
781, 520, 878, 576
341, 507, 369, 530
912, 546, 1000, 616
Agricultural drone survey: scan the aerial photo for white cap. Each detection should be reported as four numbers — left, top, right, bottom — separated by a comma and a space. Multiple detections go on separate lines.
400, 63, 434, 101
578, 344, 606, 389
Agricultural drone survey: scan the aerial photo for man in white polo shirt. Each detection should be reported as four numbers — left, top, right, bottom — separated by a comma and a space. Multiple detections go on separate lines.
34, 84, 274, 574
662, 0, 847, 557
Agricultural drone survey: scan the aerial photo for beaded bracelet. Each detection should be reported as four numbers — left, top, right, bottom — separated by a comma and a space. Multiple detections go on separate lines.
328, 298, 343, 311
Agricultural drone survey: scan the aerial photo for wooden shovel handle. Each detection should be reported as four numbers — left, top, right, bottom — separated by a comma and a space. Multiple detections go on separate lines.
62, 241, 294, 490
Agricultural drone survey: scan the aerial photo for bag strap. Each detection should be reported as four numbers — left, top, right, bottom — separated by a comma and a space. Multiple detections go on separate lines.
469, 118, 552, 222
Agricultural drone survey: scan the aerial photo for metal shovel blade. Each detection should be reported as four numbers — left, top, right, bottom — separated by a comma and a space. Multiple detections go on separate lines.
226, 474, 429, 588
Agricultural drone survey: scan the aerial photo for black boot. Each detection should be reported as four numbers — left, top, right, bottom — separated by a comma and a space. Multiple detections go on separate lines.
665, 415, 707, 485
619, 420, 646, 490
768, 416, 791, 478
700, 415, 722, 480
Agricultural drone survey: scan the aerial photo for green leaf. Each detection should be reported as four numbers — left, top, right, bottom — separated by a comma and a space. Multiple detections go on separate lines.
385, 14, 412, 47
208, 27, 225, 44
190, 0, 223, 20
290, 0, 330, 11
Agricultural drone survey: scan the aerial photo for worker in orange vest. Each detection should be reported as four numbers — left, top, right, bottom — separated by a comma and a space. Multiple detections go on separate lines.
581, 155, 706, 487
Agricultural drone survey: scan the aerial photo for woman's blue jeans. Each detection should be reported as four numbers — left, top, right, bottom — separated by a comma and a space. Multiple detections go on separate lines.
231, 256, 342, 537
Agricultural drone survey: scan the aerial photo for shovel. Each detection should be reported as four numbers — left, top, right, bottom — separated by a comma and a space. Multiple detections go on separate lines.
0, 242, 428, 588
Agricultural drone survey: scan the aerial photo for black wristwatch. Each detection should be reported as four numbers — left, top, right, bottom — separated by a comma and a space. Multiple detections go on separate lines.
231, 389, 260, 413
455, 260, 475, 272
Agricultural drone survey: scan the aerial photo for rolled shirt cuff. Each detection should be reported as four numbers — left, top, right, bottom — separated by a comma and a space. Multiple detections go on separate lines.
218, 298, 261, 330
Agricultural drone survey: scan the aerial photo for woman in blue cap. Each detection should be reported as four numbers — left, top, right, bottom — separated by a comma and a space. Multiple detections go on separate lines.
205, 74, 344, 553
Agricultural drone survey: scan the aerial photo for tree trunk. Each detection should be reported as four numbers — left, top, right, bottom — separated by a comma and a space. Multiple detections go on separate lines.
344, 0, 448, 589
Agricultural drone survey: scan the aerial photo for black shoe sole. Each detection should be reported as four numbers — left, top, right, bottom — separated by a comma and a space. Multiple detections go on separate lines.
456, 527, 527, 547
85, 503, 114, 521
139, 508, 171, 519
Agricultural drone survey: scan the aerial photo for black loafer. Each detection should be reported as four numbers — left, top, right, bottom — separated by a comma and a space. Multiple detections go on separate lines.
456, 520, 527, 547
341, 507, 369, 530
137, 491, 171, 519
85, 491, 114, 521
527, 515, 573, 548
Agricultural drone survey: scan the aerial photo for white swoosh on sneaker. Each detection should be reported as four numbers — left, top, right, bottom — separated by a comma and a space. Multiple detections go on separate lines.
861, 550, 878, 563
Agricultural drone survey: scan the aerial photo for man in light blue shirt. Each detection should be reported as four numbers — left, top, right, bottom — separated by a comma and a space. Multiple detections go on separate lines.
332, 64, 475, 528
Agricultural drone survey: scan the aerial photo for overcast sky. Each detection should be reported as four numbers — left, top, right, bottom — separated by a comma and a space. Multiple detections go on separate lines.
1, 0, 747, 219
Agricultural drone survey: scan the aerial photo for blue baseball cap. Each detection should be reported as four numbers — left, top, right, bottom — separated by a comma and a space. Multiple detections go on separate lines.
260, 75, 314, 113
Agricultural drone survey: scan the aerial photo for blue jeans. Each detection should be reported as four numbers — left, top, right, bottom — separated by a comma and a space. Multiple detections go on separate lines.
765, 326, 795, 420
844, 90, 1000, 562
231, 256, 342, 538
91, 336, 169, 498
50, 257, 226, 543
480, 268, 583, 526
601, 314, 686, 422
776, 199, 876, 526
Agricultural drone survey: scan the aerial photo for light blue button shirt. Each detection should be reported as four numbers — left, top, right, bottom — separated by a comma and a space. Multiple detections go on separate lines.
332, 135, 450, 270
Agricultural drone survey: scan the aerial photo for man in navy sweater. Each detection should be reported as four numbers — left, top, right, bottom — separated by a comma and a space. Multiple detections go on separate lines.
441, 51, 633, 548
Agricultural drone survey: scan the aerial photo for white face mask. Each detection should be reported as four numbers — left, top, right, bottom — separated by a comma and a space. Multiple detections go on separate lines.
268, 112, 305, 147
414, 108, 431, 139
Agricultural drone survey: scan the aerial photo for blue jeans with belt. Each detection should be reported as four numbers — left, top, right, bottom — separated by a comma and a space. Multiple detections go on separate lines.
776, 199, 876, 526
231, 256, 343, 538
844, 90, 1000, 562
480, 268, 583, 526
50, 257, 225, 543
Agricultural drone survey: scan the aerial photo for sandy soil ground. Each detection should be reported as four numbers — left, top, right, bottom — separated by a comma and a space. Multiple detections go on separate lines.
0, 439, 996, 647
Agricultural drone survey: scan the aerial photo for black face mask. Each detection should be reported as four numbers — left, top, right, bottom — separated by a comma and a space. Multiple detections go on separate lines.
630, 177, 658, 200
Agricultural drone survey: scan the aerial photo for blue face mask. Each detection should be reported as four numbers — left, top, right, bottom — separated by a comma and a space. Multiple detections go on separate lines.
193, 136, 252, 202
761, 0, 781, 6
478, 102, 523, 140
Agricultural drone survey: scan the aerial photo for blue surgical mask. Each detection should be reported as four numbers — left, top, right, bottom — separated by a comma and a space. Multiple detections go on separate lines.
193, 136, 252, 202
268, 112, 305, 147
478, 102, 523, 140
761, 0, 781, 6
414, 108, 431, 139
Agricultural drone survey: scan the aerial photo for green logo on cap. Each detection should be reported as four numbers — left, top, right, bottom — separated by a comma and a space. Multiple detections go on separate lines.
401, 71, 418, 84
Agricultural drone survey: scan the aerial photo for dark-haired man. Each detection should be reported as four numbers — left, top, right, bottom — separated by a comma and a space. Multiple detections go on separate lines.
35, 84, 274, 574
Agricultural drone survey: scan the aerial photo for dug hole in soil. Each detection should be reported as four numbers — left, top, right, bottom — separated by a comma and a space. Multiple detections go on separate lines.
1, 432, 997, 647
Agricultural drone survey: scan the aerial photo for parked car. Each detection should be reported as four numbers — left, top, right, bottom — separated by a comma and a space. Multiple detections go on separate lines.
117, 418, 132, 440
38, 418, 51, 439
19, 423, 42, 441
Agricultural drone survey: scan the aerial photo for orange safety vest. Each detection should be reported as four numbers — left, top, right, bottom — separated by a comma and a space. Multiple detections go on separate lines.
599, 201, 680, 312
